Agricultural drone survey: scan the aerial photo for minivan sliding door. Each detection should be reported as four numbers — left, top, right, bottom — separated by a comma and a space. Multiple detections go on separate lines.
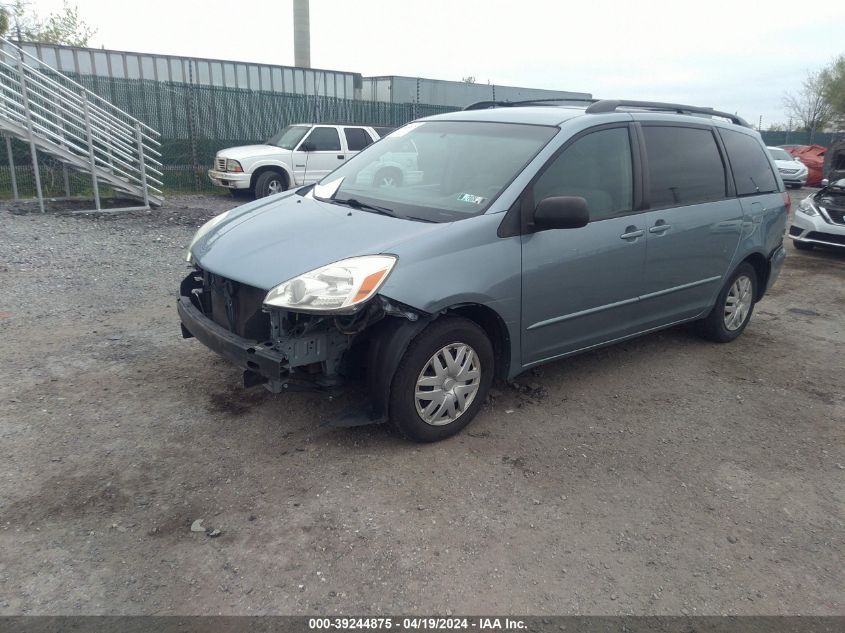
520, 125, 649, 367
635, 123, 743, 326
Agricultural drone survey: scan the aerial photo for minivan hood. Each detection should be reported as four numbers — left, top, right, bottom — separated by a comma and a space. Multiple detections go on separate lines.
191, 193, 449, 290
217, 144, 287, 160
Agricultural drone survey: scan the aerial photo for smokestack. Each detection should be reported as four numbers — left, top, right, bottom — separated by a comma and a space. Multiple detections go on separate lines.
293, 0, 311, 68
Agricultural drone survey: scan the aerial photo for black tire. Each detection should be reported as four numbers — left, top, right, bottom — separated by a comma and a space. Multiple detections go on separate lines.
695, 262, 757, 343
388, 317, 494, 442
793, 240, 814, 251
254, 170, 287, 198
373, 167, 403, 188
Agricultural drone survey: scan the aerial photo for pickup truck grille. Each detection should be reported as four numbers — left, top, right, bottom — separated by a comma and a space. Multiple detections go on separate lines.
216, 157, 227, 172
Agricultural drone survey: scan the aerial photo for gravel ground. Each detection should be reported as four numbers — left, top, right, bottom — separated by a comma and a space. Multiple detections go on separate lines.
0, 190, 842, 615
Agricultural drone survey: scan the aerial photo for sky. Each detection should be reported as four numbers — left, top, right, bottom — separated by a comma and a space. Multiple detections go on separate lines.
27, 0, 845, 127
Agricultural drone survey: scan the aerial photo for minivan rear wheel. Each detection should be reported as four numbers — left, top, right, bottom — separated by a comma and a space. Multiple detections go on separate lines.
695, 262, 757, 343
389, 317, 493, 442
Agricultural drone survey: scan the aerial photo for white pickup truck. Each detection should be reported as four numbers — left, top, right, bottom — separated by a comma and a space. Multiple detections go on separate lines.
208, 123, 392, 198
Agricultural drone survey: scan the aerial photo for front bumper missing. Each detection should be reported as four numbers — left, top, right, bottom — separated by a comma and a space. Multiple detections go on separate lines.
177, 296, 289, 388
177, 270, 433, 428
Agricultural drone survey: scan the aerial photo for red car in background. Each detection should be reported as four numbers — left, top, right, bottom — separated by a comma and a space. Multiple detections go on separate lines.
783, 145, 826, 186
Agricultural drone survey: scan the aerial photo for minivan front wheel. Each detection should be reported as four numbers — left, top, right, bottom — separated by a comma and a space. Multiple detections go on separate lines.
389, 317, 493, 442
695, 262, 757, 343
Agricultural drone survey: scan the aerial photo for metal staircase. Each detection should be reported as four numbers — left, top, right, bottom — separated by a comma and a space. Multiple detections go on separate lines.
0, 37, 163, 212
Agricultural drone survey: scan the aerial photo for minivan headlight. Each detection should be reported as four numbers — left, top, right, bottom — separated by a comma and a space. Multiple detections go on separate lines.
185, 210, 231, 262
226, 159, 243, 173
264, 255, 397, 313
797, 199, 819, 217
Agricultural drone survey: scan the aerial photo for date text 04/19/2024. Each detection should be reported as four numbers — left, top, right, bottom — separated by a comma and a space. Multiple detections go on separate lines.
307, 617, 528, 630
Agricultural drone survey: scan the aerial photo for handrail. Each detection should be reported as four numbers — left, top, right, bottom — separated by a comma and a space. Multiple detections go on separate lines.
0, 36, 163, 208
0, 37, 158, 133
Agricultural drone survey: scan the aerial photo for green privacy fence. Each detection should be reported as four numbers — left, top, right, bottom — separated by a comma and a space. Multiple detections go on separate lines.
6, 74, 843, 201
0, 75, 458, 197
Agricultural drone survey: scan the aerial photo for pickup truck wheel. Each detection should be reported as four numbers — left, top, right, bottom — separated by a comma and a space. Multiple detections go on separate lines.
255, 171, 287, 198
389, 317, 493, 442
373, 168, 402, 188
695, 262, 757, 343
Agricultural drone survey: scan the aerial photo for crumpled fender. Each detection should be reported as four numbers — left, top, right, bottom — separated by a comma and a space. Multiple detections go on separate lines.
324, 315, 430, 427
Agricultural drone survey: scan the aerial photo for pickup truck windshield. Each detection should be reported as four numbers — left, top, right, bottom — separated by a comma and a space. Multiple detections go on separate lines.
266, 125, 310, 150
314, 121, 556, 222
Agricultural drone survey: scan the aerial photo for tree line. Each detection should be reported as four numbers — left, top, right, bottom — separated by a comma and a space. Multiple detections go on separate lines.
0, 0, 95, 47
781, 58, 845, 135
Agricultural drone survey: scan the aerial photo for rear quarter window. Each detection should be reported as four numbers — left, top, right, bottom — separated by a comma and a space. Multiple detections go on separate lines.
373, 126, 395, 138
343, 127, 373, 151
719, 129, 779, 196
641, 125, 727, 207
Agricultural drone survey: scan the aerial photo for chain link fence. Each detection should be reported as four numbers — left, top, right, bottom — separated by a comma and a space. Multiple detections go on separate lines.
7, 72, 843, 200
1, 74, 458, 198
759, 131, 841, 148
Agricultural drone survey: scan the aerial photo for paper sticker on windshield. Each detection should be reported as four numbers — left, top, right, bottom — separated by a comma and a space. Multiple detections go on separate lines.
457, 193, 486, 205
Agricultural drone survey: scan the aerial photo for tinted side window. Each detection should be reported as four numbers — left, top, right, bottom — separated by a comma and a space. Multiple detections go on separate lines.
344, 127, 372, 151
719, 129, 779, 196
373, 126, 395, 138
303, 127, 341, 151
532, 127, 633, 221
642, 126, 726, 207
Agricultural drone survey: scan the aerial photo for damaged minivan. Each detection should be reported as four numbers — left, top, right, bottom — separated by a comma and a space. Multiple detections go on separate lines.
179, 100, 788, 442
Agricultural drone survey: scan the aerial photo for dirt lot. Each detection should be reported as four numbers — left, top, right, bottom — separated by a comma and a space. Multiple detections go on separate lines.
0, 190, 842, 616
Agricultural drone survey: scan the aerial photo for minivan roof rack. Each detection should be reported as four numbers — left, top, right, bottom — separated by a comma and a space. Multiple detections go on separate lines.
585, 99, 750, 127
462, 98, 597, 111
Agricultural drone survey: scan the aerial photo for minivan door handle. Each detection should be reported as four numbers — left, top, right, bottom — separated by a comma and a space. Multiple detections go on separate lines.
620, 226, 644, 241
649, 221, 672, 234
337, 154, 345, 160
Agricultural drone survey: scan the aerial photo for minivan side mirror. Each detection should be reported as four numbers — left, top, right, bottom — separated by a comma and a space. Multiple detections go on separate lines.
300, 141, 316, 152
533, 196, 589, 230
821, 178, 829, 187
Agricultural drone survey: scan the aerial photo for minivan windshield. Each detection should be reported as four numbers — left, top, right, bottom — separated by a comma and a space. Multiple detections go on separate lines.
313, 121, 557, 222
768, 148, 793, 161
266, 125, 310, 149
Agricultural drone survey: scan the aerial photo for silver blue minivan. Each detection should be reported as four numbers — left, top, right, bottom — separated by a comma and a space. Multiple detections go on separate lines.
179, 99, 788, 442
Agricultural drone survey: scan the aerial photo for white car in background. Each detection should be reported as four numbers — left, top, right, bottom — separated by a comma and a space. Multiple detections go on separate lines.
209, 124, 392, 198
789, 178, 845, 251
768, 146, 808, 189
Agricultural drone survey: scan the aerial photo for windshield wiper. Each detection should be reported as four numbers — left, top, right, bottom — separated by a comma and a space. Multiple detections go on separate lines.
330, 197, 397, 217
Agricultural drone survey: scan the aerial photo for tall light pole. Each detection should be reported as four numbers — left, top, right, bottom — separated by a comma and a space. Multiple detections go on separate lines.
293, 0, 311, 68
